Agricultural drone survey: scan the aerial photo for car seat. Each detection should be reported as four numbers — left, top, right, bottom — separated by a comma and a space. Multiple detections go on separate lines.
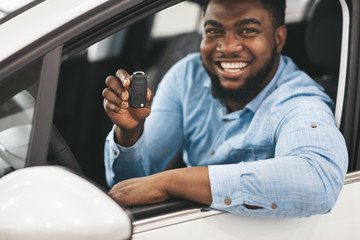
147, 31, 202, 93
304, 0, 342, 103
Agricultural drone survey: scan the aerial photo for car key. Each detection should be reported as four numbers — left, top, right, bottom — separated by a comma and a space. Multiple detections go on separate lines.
129, 71, 147, 108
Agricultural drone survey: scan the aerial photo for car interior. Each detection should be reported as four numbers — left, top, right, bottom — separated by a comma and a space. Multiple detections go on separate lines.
48, 0, 343, 219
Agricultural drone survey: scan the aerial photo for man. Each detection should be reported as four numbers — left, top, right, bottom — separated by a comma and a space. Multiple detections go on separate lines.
102, 0, 348, 217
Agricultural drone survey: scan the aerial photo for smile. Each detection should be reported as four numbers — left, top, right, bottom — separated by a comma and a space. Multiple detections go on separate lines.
220, 62, 249, 72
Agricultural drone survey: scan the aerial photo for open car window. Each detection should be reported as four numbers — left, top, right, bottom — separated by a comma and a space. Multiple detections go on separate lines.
53, 0, 348, 220
56, 0, 345, 186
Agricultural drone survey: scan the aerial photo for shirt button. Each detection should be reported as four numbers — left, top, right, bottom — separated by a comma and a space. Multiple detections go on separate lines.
311, 124, 317, 128
224, 197, 232, 205
112, 149, 117, 155
271, 203, 277, 210
210, 150, 215, 156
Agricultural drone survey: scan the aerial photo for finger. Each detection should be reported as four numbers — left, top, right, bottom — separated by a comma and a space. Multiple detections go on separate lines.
108, 183, 134, 206
102, 88, 120, 105
102, 88, 129, 106
102, 88, 129, 105
146, 88, 154, 107
146, 88, 154, 102
116, 69, 131, 88
105, 75, 125, 97
103, 98, 128, 114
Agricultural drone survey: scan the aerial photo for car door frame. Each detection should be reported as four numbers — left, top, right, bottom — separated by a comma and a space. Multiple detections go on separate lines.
342, 0, 360, 171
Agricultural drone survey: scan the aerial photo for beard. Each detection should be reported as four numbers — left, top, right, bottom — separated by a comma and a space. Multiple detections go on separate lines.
202, 47, 277, 106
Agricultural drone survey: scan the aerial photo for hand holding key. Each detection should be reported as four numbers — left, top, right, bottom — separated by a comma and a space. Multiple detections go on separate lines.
103, 69, 153, 146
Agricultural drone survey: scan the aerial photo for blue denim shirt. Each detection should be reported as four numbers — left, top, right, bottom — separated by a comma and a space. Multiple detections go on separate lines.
105, 53, 348, 217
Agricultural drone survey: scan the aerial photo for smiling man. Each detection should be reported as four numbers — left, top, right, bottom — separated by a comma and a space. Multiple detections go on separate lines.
102, 0, 348, 217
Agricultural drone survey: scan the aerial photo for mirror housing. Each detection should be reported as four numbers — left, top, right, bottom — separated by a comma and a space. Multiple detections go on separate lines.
0, 166, 132, 240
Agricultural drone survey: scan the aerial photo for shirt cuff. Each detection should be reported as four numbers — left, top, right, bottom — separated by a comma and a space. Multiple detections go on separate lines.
208, 163, 279, 217
107, 124, 145, 156
209, 164, 244, 210
105, 125, 145, 185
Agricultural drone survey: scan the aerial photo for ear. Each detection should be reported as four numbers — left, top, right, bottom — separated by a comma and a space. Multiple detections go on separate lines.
275, 24, 287, 54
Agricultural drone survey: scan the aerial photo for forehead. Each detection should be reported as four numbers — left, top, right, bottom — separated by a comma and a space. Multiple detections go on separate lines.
205, 0, 271, 24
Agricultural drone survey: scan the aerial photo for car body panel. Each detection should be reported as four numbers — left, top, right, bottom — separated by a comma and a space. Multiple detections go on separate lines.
133, 176, 360, 239
0, 0, 107, 62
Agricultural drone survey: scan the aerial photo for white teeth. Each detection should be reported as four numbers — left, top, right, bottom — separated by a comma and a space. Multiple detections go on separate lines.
224, 68, 240, 72
220, 62, 248, 71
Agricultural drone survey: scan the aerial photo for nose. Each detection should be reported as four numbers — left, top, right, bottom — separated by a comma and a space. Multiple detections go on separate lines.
216, 33, 243, 54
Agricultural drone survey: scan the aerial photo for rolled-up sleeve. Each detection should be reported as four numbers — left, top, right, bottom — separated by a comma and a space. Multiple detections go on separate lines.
104, 125, 146, 187
209, 102, 348, 218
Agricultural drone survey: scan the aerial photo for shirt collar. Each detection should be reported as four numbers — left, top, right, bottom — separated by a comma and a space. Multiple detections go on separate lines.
245, 56, 285, 113
203, 77, 211, 88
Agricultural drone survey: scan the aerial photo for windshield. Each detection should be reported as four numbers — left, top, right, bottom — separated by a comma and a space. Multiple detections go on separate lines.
0, 60, 41, 177
0, 90, 35, 171
0, 0, 44, 24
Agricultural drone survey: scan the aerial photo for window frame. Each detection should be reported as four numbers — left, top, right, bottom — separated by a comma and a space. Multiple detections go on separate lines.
341, 0, 360, 171
26, 46, 63, 167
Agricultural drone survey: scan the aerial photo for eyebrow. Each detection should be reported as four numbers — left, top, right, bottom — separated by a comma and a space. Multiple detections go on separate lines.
204, 20, 223, 28
204, 18, 262, 28
234, 18, 262, 27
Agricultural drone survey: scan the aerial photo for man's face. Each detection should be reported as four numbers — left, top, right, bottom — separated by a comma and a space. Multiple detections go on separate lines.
200, 0, 286, 104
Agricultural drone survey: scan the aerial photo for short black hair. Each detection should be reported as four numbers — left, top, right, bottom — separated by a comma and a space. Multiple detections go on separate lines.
202, 0, 286, 28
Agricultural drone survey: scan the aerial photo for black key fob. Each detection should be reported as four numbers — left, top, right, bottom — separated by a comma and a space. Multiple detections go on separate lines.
129, 71, 147, 108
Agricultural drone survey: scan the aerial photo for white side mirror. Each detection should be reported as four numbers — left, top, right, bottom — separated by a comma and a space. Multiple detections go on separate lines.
0, 166, 132, 240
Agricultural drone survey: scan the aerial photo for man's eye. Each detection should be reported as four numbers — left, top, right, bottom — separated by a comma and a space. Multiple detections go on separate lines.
206, 29, 221, 35
241, 28, 258, 34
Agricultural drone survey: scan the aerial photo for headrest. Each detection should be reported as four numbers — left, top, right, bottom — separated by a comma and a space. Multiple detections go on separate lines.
305, 0, 342, 73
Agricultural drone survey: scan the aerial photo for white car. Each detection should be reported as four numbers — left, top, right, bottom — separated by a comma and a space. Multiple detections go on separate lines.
0, 0, 359, 239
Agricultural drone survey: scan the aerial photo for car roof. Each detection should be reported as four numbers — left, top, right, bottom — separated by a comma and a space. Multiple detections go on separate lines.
0, 0, 108, 63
